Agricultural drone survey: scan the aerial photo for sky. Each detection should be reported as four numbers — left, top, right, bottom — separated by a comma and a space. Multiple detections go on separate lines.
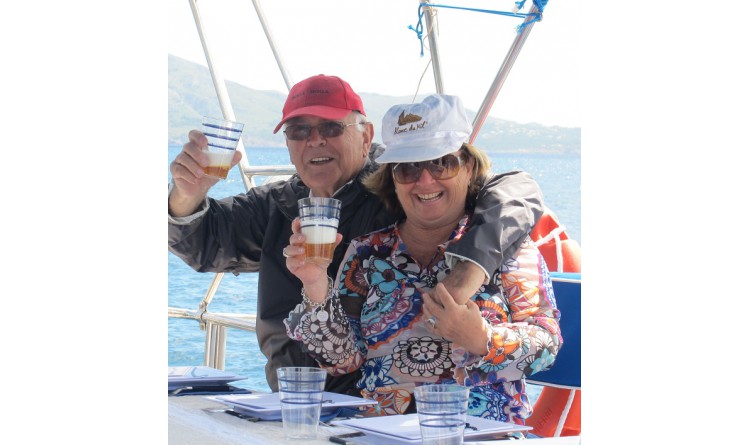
168, 0, 580, 128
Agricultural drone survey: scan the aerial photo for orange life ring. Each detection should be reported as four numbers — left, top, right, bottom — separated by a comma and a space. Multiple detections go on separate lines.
526, 208, 581, 437
526, 387, 581, 436
530, 208, 581, 273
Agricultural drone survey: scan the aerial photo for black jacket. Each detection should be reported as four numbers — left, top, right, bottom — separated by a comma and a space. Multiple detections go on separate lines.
169, 152, 543, 393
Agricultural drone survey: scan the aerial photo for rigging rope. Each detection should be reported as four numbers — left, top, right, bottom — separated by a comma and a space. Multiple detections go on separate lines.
408, 1, 547, 56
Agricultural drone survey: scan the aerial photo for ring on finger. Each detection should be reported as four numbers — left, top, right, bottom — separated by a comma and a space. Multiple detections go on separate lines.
427, 315, 437, 328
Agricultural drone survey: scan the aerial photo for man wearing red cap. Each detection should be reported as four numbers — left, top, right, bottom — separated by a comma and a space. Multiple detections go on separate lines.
168, 74, 545, 394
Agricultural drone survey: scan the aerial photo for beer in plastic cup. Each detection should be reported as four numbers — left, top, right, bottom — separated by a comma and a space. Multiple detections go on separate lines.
298, 197, 341, 266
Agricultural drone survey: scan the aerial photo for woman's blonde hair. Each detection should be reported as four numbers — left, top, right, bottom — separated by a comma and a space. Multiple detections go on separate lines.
363, 143, 491, 218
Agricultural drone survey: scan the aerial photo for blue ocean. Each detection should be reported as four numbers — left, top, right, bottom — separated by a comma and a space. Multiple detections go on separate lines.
168, 145, 581, 399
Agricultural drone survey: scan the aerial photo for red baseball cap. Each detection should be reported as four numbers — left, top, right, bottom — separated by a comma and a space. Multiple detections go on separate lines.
273, 74, 367, 134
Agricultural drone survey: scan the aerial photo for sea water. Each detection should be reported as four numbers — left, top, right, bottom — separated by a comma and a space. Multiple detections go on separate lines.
168, 145, 581, 398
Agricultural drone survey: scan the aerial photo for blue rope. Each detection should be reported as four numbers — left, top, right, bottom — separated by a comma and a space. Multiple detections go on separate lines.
407, 0, 548, 56
407, 6, 427, 57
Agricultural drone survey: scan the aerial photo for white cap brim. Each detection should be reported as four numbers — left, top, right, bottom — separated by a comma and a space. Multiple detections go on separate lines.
374, 131, 468, 163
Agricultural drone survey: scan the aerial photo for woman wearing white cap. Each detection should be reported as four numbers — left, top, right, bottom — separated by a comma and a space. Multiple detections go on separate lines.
283, 94, 562, 426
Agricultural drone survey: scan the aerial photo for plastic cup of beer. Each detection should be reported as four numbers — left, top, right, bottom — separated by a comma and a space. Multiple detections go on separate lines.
200, 116, 244, 179
298, 197, 341, 266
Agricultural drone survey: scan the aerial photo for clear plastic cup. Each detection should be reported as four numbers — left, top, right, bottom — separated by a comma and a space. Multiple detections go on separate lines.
276, 367, 327, 439
297, 197, 341, 266
414, 384, 470, 445
201, 116, 244, 179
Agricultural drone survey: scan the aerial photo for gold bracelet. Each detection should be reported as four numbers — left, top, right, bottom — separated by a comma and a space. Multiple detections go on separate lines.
301, 276, 334, 308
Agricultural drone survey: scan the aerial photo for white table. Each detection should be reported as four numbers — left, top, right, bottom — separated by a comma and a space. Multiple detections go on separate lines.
168, 395, 582, 445
169, 394, 318, 444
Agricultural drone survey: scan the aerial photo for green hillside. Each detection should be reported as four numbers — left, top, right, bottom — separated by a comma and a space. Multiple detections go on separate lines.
168, 54, 580, 154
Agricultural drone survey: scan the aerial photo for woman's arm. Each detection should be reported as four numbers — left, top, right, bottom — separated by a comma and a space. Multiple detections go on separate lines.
284, 242, 369, 375
451, 239, 563, 383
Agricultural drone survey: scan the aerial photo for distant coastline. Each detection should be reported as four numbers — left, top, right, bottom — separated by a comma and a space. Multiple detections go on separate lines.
168, 55, 580, 154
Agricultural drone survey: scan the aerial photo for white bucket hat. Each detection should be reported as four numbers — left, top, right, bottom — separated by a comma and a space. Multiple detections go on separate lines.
376, 94, 472, 164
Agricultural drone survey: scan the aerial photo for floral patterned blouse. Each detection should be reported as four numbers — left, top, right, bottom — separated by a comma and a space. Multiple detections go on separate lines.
285, 215, 562, 424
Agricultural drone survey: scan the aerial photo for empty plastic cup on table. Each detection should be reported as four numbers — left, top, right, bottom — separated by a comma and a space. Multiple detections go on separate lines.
297, 197, 342, 266
200, 116, 244, 179
414, 384, 470, 445
277, 366, 327, 439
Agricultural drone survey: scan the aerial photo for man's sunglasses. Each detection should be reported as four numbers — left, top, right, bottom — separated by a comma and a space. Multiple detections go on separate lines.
283, 121, 359, 141
391, 153, 466, 184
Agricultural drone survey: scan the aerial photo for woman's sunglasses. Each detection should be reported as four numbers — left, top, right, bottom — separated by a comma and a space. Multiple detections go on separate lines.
283, 121, 359, 141
391, 153, 465, 184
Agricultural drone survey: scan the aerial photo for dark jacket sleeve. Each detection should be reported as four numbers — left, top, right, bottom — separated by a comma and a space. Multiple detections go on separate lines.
445, 170, 544, 273
167, 188, 272, 274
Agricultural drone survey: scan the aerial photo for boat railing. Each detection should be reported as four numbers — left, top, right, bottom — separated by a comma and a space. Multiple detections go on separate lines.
168, 307, 258, 370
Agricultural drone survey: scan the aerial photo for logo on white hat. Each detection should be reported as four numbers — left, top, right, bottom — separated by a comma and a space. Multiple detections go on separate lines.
397, 110, 422, 126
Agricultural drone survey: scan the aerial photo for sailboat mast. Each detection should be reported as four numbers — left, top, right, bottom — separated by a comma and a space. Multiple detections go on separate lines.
420, 0, 445, 93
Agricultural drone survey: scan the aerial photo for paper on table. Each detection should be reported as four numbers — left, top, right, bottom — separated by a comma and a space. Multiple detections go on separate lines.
210, 391, 376, 421
169, 366, 242, 380
168, 366, 245, 390
214, 392, 375, 412
332, 413, 532, 443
